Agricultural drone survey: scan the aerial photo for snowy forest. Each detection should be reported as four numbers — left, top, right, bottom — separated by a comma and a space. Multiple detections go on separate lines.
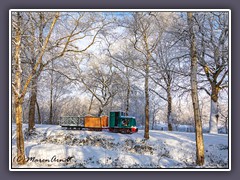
11, 11, 229, 169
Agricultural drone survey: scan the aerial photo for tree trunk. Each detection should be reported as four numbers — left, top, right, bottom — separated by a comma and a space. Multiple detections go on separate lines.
209, 84, 219, 134
144, 64, 150, 139
167, 84, 173, 131
49, 62, 53, 124
88, 94, 94, 114
152, 118, 154, 130
143, 31, 151, 139
188, 12, 205, 166
152, 108, 156, 130
49, 82, 53, 124
28, 16, 36, 131
28, 76, 37, 130
225, 115, 228, 134
125, 78, 130, 116
98, 107, 103, 117
209, 99, 219, 134
15, 102, 26, 164
28, 12, 46, 127
36, 99, 41, 124
13, 12, 26, 165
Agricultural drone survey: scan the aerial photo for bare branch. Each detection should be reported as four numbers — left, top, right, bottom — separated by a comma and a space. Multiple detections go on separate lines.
149, 88, 167, 101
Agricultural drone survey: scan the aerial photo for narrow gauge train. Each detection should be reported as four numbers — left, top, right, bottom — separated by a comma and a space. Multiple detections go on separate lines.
60, 111, 138, 134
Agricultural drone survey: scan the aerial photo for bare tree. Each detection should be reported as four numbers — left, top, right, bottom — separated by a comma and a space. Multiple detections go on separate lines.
111, 61, 135, 116
195, 12, 229, 134
187, 12, 205, 166
149, 93, 161, 130
25, 12, 109, 130
150, 36, 182, 131
12, 12, 59, 165
52, 53, 120, 117
127, 12, 169, 139
80, 60, 120, 116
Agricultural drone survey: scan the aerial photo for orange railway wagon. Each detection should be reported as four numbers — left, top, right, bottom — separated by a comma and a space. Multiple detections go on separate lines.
84, 115, 108, 130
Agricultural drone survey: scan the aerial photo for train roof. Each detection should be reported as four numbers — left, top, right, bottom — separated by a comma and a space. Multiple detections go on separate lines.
120, 116, 135, 119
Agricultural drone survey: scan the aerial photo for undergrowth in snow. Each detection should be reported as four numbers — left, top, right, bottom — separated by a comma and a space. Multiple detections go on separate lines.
11, 124, 229, 169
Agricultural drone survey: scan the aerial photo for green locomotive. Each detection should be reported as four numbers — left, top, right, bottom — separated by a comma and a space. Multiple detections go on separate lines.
109, 111, 138, 134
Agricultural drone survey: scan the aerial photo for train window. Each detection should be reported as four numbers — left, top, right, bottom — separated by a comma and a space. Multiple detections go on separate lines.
120, 112, 126, 116
122, 119, 129, 126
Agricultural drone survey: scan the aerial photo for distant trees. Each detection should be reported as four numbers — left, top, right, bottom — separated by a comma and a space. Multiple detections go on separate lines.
47, 61, 72, 124
80, 60, 121, 116
52, 54, 121, 117
105, 36, 146, 123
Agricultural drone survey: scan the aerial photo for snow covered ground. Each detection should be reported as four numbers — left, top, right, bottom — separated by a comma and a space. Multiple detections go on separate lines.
11, 124, 229, 169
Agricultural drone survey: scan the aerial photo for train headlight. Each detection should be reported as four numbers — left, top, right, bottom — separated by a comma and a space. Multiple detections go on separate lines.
131, 126, 138, 133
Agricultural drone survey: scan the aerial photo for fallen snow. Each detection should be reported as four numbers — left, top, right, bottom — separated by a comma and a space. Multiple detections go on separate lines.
11, 124, 228, 169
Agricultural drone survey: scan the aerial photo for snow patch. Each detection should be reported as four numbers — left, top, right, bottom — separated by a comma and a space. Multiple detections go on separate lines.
11, 124, 228, 168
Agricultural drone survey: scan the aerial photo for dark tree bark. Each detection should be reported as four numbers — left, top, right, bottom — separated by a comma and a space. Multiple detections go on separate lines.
151, 105, 158, 130
144, 63, 150, 139
125, 77, 130, 116
49, 63, 54, 124
188, 12, 205, 166
88, 94, 94, 114
28, 76, 37, 130
36, 99, 41, 124
167, 84, 173, 131
28, 16, 36, 131
15, 102, 26, 164
98, 107, 103, 117
142, 25, 151, 139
